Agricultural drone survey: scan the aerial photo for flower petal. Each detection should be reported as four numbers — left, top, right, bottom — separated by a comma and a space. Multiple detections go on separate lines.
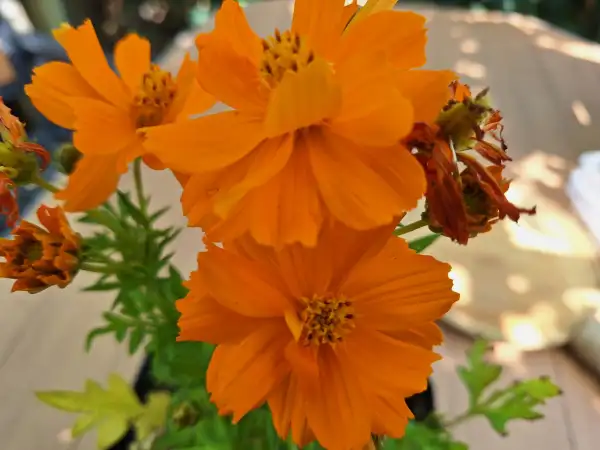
196, 33, 267, 114
178, 270, 273, 344
212, 134, 293, 218
198, 243, 291, 318
53, 20, 130, 109
304, 347, 371, 450
143, 111, 265, 173
212, 0, 263, 64
268, 374, 313, 446
330, 54, 413, 146
346, 237, 458, 327
342, 327, 440, 397
336, 10, 427, 70
167, 54, 215, 122
55, 154, 122, 212
309, 130, 409, 229
114, 34, 151, 94
291, 0, 346, 59
25, 61, 99, 129
396, 70, 457, 123
264, 58, 342, 138
69, 97, 139, 155
207, 322, 291, 422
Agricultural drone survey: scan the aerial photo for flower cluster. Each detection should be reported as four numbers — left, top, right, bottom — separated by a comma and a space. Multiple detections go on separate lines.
0, 1, 536, 449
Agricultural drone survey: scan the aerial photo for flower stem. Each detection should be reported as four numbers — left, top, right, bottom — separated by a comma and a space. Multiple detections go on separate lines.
33, 175, 59, 193
394, 219, 428, 236
443, 411, 475, 429
133, 158, 147, 216
79, 263, 114, 274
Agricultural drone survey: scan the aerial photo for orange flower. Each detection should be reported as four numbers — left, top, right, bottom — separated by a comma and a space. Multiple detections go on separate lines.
145, 0, 456, 248
405, 82, 535, 244
178, 223, 458, 450
0, 205, 81, 293
25, 20, 214, 212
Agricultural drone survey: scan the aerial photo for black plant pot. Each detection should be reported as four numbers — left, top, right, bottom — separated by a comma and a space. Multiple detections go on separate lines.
110, 356, 435, 448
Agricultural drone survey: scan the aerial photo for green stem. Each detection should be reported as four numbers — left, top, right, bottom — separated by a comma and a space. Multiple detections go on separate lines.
79, 263, 114, 274
133, 158, 147, 216
394, 219, 428, 236
33, 175, 60, 193
443, 411, 476, 429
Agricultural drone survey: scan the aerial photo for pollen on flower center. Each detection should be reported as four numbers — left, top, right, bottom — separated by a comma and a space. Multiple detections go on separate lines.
260, 29, 315, 87
299, 294, 355, 346
133, 64, 177, 128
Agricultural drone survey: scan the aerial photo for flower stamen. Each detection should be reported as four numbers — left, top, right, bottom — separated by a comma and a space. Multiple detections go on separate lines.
299, 294, 355, 346
133, 64, 177, 128
260, 29, 315, 87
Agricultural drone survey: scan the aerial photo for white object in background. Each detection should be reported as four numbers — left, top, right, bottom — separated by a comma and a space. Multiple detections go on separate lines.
567, 150, 600, 248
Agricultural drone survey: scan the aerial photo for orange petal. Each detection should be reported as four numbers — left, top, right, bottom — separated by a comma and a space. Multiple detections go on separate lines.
143, 111, 265, 173
207, 323, 291, 422
305, 347, 371, 450
25, 61, 99, 129
336, 10, 427, 70
212, 134, 293, 218
208, 140, 324, 249
396, 70, 457, 123
167, 54, 215, 122
196, 34, 267, 114
340, 0, 359, 28
213, 0, 263, 64
114, 34, 151, 94
264, 58, 342, 137
55, 154, 121, 212
347, 237, 458, 327
268, 374, 313, 446
198, 244, 291, 318
53, 20, 130, 109
309, 130, 408, 230
291, 0, 346, 60
342, 327, 439, 397
177, 285, 272, 344
69, 97, 139, 155
330, 54, 413, 146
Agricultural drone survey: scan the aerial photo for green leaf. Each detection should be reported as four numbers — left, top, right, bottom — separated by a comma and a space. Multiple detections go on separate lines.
96, 414, 130, 449
151, 341, 213, 387
116, 191, 148, 226
83, 280, 121, 292
149, 206, 171, 223
36, 374, 144, 449
35, 390, 88, 412
84, 326, 113, 352
408, 234, 441, 253
457, 340, 502, 407
128, 327, 145, 354
480, 376, 562, 436
133, 391, 171, 440
79, 209, 122, 233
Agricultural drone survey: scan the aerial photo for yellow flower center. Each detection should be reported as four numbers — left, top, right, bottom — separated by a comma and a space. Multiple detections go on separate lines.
299, 294, 355, 346
133, 64, 177, 128
260, 29, 315, 87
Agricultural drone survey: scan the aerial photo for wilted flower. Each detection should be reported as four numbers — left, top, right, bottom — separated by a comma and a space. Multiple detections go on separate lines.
405, 82, 535, 244
0, 205, 81, 293
0, 98, 51, 227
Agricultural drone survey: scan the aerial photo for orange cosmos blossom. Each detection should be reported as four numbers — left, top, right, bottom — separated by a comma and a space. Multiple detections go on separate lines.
25, 20, 214, 212
145, 0, 456, 248
178, 222, 459, 450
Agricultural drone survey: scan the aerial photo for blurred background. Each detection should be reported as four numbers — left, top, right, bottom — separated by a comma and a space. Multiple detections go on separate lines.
1, 0, 600, 449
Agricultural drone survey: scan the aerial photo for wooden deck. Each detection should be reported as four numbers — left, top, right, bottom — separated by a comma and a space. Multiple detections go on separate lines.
1, 2, 600, 449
